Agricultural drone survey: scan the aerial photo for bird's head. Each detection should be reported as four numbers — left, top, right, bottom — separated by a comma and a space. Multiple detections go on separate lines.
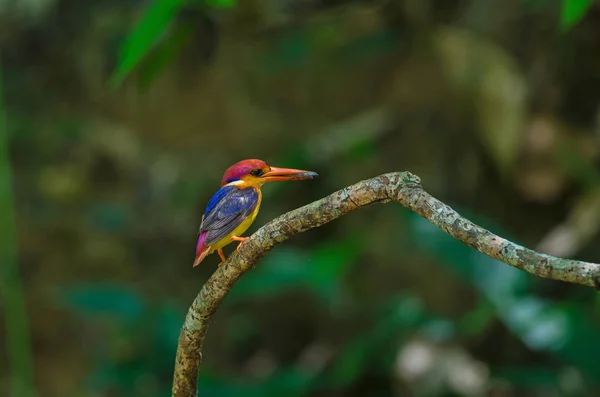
221, 159, 318, 187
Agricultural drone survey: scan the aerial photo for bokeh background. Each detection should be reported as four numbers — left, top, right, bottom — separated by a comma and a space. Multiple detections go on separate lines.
3, 0, 600, 396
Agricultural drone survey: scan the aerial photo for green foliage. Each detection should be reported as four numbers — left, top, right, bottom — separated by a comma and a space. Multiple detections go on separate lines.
61, 285, 184, 396
555, 134, 600, 189
205, 0, 238, 8
195, 369, 315, 397
327, 295, 425, 388
225, 236, 361, 305
0, 68, 37, 397
110, 0, 187, 88
137, 22, 194, 89
560, 0, 594, 31
61, 285, 146, 320
402, 207, 600, 383
494, 367, 563, 388
110, 0, 237, 88
109, 0, 593, 88
14, 1, 600, 395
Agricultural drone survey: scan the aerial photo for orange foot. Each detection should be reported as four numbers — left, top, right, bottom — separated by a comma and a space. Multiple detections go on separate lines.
217, 248, 227, 267
231, 235, 248, 252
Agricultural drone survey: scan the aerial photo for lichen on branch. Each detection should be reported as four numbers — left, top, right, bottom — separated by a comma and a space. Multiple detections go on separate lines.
172, 171, 600, 397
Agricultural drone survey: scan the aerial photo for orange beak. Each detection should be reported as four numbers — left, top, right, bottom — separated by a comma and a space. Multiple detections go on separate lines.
260, 166, 318, 182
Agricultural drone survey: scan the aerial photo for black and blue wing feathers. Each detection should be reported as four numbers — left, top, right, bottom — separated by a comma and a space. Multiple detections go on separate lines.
200, 185, 260, 247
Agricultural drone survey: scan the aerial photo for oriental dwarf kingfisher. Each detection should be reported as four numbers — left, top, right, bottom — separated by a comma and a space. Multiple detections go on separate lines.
193, 159, 318, 267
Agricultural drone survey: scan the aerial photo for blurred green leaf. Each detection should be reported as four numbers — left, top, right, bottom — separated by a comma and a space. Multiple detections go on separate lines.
458, 298, 497, 337
257, 28, 400, 76
555, 134, 600, 189
403, 207, 528, 300
553, 303, 600, 375
138, 21, 194, 89
197, 368, 314, 397
494, 367, 562, 387
69, 289, 184, 396
224, 247, 312, 303
0, 63, 37, 397
258, 369, 315, 397
225, 237, 360, 305
335, 29, 399, 63
307, 236, 361, 302
328, 295, 425, 388
205, 0, 238, 8
61, 284, 145, 322
347, 139, 376, 161
90, 203, 130, 231
560, 0, 593, 31
434, 27, 527, 177
110, 0, 186, 88
225, 312, 258, 344
402, 207, 600, 380
156, 303, 186, 354
329, 338, 371, 388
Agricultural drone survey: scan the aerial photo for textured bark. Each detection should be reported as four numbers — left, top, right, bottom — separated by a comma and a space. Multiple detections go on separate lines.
172, 171, 600, 397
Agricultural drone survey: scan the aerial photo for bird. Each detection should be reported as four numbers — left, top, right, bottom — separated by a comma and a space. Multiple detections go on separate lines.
193, 159, 318, 267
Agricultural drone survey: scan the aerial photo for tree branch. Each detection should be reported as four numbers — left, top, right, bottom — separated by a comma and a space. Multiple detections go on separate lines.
172, 171, 600, 397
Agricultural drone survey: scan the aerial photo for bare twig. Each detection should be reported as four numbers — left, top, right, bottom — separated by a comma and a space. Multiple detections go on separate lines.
172, 171, 600, 397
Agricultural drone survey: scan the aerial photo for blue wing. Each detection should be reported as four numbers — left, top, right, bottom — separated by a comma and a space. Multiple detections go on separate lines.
204, 185, 237, 216
200, 186, 260, 247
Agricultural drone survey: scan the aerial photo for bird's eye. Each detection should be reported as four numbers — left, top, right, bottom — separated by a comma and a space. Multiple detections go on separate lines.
250, 169, 263, 177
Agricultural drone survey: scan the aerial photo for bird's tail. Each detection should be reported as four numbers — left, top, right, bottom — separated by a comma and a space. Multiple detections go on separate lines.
193, 232, 211, 267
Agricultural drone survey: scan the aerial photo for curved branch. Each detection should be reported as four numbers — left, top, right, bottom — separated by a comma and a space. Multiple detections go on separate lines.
172, 171, 600, 397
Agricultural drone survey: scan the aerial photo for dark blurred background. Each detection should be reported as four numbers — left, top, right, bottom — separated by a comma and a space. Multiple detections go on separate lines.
2, 0, 600, 396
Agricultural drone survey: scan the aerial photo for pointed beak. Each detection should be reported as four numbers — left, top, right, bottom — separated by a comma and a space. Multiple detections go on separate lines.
260, 166, 318, 182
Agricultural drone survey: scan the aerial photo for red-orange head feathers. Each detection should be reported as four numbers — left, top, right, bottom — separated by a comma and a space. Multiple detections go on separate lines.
221, 159, 317, 187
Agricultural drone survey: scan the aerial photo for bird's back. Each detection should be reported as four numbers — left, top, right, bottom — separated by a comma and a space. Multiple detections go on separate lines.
195, 185, 262, 258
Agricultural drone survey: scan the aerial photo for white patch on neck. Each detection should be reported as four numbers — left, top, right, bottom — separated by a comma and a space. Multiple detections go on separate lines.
226, 180, 245, 186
